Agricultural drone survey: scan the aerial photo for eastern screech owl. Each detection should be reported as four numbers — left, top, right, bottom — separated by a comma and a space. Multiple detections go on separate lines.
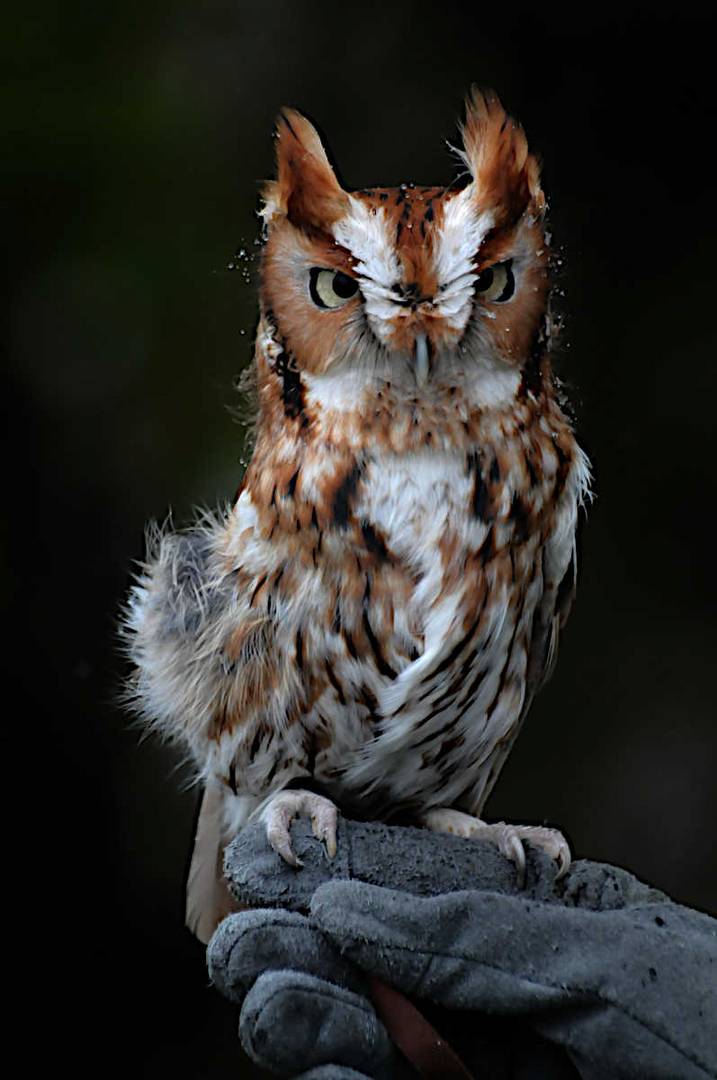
124, 89, 591, 943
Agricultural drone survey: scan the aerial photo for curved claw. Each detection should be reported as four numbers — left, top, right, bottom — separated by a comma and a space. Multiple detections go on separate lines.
555, 843, 571, 879
512, 824, 572, 879
311, 805, 338, 859
496, 823, 527, 888
260, 789, 339, 867
420, 807, 570, 888
264, 800, 304, 867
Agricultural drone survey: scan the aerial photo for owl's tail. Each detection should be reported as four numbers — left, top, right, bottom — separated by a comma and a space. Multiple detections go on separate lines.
186, 784, 239, 944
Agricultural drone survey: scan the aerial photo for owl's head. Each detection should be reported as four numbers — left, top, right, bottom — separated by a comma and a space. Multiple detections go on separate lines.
259, 89, 549, 396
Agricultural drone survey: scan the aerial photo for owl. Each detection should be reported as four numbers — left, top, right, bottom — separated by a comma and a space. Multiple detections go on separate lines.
123, 89, 591, 943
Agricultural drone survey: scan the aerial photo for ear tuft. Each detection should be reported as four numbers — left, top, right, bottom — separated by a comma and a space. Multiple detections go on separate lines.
261, 108, 349, 231
460, 87, 544, 224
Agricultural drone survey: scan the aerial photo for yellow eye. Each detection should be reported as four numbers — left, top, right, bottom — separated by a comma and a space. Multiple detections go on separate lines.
475, 260, 515, 303
309, 267, 359, 309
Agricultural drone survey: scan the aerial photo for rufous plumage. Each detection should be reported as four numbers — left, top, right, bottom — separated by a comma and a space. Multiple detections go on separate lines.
123, 89, 591, 943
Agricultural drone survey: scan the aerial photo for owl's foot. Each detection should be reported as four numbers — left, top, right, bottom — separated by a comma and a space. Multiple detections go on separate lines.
260, 788, 339, 869
420, 807, 570, 888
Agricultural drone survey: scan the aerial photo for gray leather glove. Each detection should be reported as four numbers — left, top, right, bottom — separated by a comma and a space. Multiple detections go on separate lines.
207, 818, 717, 1079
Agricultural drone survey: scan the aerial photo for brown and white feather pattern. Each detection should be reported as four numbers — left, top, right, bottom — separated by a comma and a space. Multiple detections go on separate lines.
123, 88, 591, 933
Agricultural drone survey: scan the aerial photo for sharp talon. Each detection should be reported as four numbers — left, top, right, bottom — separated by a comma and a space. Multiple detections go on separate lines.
261, 789, 340, 868
556, 845, 571, 878
319, 822, 337, 859
501, 827, 526, 887
310, 802, 338, 860
421, 808, 570, 887
513, 845, 527, 887
266, 823, 303, 868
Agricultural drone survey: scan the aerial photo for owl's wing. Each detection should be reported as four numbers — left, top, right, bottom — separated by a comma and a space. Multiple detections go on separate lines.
525, 544, 577, 707
186, 784, 238, 944
123, 518, 231, 737
523, 437, 591, 714
522, 488, 585, 722
123, 516, 245, 941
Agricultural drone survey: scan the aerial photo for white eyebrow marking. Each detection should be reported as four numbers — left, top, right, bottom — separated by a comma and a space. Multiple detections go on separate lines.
332, 196, 400, 287
434, 188, 494, 284
432, 188, 494, 331
331, 197, 403, 342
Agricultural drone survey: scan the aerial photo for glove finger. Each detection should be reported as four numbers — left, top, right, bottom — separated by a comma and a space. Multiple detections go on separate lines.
309, 878, 638, 1008
207, 908, 365, 1004
312, 881, 717, 1078
239, 969, 402, 1079
223, 816, 561, 914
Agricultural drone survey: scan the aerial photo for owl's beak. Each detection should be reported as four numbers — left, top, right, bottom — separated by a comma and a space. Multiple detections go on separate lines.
414, 333, 432, 386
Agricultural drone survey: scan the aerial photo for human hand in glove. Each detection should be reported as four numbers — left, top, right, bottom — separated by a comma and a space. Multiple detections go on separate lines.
208, 818, 717, 1080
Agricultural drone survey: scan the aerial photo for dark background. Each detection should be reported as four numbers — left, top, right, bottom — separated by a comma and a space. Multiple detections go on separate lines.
6, 2, 716, 1076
